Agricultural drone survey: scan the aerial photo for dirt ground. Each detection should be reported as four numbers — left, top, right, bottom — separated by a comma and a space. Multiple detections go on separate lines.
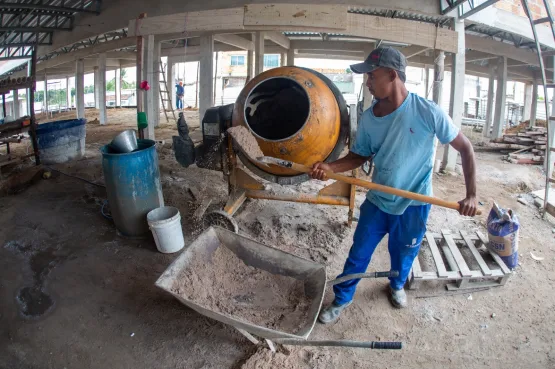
1, 109, 555, 369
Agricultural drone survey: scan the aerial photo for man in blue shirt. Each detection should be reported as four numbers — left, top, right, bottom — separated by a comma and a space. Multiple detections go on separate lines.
311, 47, 477, 323
175, 81, 184, 110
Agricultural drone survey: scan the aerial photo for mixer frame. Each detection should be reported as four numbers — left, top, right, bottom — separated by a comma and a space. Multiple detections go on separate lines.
203, 104, 361, 232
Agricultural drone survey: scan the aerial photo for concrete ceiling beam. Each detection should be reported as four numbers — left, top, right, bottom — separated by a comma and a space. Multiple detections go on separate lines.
466, 34, 538, 66
128, 5, 458, 53
264, 31, 290, 50
214, 34, 254, 50
290, 40, 373, 52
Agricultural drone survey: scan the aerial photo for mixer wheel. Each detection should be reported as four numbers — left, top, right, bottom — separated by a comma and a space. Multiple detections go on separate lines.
203, 210, 239, 233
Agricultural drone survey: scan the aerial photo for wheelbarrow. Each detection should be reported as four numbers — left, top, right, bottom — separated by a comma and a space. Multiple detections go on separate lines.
155, 226, 403, 350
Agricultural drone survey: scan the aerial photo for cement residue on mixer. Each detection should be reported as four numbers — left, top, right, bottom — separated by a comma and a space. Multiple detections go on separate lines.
227, 126, 264, 160
171, 242, 312, 334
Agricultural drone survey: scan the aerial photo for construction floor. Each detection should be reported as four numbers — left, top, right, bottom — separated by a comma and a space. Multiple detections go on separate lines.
1, 108, 555, 369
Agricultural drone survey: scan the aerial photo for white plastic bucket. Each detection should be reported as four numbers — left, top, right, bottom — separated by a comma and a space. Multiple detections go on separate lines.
147, 206, 185, 253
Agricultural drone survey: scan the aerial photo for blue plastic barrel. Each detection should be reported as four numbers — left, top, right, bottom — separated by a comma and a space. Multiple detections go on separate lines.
101, 139, 164, 237
35, 118, 87, 164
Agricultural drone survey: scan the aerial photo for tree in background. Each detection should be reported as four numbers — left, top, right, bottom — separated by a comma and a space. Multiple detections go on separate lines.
121, 68, 135, 89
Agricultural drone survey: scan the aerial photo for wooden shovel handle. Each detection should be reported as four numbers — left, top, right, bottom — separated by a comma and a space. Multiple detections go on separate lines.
292, 162, 481, 216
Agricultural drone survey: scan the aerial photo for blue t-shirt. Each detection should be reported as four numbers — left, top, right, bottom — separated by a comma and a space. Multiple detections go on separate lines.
176, 84, 184, 95
351, 92, 459, 215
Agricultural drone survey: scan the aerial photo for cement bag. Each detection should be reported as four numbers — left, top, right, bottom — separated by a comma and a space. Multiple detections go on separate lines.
486, 202, 520, 269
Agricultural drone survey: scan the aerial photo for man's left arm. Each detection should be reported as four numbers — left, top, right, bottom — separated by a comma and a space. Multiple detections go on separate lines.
449, 132, 478, 216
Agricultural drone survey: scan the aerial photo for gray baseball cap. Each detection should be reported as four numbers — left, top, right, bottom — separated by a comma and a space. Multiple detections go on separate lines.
350, 46, 407, 75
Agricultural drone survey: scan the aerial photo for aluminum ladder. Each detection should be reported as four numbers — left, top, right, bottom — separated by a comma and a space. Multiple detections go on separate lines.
159, 60, 176, 123
521, 0, 555, 217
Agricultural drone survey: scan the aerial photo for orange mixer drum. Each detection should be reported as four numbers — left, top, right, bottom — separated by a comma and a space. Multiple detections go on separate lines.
232, 66, 349, 179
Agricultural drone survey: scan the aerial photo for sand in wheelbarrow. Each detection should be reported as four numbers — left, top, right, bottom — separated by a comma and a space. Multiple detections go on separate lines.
171, 243, 312, 334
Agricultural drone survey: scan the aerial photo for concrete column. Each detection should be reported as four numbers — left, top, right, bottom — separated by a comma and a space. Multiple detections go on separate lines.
442, 18, 465, 172
530, 81, 538, 127
483, 66, 496, 138
432, 51, 445, 105
492, 56, 507, 139
26, 61, 32, 115
94, 67, 100, 109
166, 59, 174, 109
115, 68, 121, 107
246, 49, 254, 83
362, 44, 374, 111
424, 66, 430, 99
13, 91, 19, 118
549, 80, 555, 175
280, 52, 286, 67
66, 77, 71, 109
26, 89, 30, 116
362, 74, 373, 111
522, 83, 533, 121
76, 58, 85, 119
431, 51, 445, 170
143, 34, 155, 139
152, 42, 161, 127
286, 48, 295, 67
199, 35, 214, 123
254, 31, 265, 75
98, 53, 107, 125
44, 76, 48, 114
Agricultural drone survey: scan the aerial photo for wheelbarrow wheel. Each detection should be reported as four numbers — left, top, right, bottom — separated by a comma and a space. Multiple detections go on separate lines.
203, 210, 239, 233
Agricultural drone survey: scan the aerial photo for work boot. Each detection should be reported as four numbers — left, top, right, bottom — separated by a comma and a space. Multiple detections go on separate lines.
318, 300, 352, 324
389, 286, 408, 309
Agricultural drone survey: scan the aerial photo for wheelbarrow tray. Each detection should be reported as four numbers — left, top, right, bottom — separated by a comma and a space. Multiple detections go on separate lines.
155, 226, 327, 340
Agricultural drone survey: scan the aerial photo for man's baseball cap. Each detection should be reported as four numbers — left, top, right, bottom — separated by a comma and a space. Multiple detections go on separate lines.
350, 46, 407, 76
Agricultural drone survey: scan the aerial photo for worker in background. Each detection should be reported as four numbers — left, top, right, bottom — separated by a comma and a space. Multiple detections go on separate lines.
311, 47, 477, 323
175, 80, 184, 110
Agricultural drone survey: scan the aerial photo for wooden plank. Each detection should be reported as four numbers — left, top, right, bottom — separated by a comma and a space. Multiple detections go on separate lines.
346, 13, 457, 53
441, 245, 459, 272
244, 4, 347, 30
411, 255, 423, 278
193, 198, 213, 221
441, 230, 473, 277
460, 230, 493, 276
425, 232, 449, 278
128, 8, 245, 36
431, 233, 478, 241
476, 231, 512, 275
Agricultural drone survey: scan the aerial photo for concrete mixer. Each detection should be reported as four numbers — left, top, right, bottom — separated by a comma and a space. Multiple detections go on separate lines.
173, 66, 362, 232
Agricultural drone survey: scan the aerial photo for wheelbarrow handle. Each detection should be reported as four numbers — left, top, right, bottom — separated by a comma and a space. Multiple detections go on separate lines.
273, 339, 403, 349
328, 271, 399, 286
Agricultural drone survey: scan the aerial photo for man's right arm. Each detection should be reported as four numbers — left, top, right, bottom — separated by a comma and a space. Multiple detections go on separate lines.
310, 151, 369, 180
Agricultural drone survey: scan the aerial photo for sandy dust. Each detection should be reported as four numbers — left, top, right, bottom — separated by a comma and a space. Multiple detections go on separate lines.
171, 242, 311, 334
227, 126, 264, 160
238, 346, 334, 369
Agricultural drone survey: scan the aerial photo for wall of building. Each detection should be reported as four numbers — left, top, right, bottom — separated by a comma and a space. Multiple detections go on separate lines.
495, 0, 549, 21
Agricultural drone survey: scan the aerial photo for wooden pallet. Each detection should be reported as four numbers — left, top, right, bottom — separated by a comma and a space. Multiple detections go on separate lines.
408, 230, 512, 291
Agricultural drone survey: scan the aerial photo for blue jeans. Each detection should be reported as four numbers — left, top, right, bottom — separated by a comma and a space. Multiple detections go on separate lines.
334, 200, 431, 305
176, 95, 183, 109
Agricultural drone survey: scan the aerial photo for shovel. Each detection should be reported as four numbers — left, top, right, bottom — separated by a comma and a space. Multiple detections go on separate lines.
258, 156, 482, 216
